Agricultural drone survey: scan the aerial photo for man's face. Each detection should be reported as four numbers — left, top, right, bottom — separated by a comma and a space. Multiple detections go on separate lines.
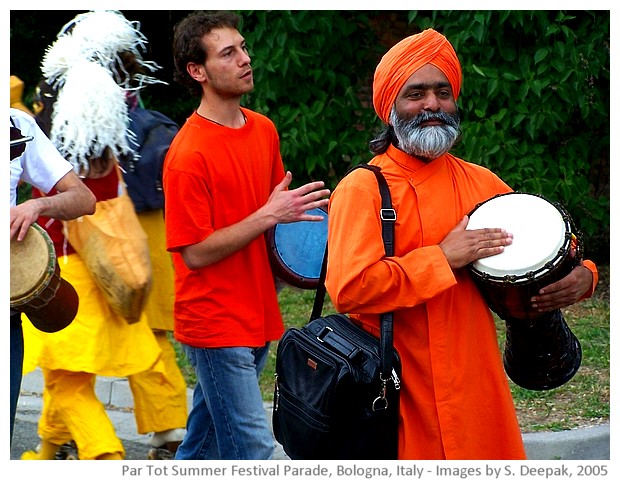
200, 27, 254, 98
393, 64, 457, 119
391, 64, 460, 160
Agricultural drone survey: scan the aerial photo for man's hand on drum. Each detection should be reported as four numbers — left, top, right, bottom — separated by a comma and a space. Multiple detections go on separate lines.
266, 171, 330, 224
10, 202, 40, 242
439, 215, 513, 270
530, 264, 594, 313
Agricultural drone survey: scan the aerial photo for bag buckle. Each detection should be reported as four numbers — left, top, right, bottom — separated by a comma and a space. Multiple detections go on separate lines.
380, 208, 396, 221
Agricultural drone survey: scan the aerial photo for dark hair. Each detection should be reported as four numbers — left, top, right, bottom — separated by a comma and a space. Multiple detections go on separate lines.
368, 126, 397, 155
33, 79, 57, 138
115, 50, 147, 88
172, 10, 241, 97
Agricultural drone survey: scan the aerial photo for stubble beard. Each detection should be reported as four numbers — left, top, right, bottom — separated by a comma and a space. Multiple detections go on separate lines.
390, 108, 461, 161
207, 72, 254, 99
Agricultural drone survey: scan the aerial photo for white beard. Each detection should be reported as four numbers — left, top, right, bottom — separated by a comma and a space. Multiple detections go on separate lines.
390, 108, 460, 160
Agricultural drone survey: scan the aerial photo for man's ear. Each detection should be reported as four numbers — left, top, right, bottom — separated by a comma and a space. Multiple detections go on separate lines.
187, 62, 207, 83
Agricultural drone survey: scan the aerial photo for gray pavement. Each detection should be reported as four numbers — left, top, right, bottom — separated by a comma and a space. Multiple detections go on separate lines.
11, 368, 609, 461
11, 368, 287, 460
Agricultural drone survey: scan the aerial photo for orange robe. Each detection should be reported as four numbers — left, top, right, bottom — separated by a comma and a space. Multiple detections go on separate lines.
326, 145, 525, 459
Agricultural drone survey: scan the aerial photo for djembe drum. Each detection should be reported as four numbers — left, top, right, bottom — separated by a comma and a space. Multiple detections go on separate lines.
266, 207, 328, 290
467, 192, 582, 390
11, 223, 78, 333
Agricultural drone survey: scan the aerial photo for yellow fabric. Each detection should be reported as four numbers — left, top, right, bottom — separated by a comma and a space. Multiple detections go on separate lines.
10, 75, 33, 115
22, 252, 162, 376
127, 211, 187, 435
20, 439, 63, 460
37, 369, 125, 460
128, 331, 188, 434
373, 29, 462, 124
137, 209, 175, 331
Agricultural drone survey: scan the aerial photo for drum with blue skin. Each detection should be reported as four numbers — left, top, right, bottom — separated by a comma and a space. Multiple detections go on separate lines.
267, 208, 328, 290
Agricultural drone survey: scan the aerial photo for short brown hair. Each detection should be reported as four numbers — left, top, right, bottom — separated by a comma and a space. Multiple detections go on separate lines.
172, 10, 241, 97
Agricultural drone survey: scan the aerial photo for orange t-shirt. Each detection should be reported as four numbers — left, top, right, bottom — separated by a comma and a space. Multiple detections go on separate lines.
163, 109, 285, 348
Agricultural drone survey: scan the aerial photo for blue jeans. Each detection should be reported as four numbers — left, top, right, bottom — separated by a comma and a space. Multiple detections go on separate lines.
10, 312, 23, 444
175, 344, 274, 460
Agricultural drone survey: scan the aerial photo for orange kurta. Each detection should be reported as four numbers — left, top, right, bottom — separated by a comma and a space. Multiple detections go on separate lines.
326, 145, 526, 459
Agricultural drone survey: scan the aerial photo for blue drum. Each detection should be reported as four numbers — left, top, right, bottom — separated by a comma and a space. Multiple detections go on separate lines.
267, 208, 328, 290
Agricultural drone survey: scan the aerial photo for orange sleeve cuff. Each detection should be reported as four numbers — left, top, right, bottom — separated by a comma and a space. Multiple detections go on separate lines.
579, 259, 599, 301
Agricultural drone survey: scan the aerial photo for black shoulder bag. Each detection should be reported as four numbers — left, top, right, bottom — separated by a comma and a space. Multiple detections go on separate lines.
272, 164, 401, 459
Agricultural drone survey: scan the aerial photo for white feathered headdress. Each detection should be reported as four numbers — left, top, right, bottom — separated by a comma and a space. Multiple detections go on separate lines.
42, 10, 164, 90
50, 60, 132, 173
40, 10, 164, 173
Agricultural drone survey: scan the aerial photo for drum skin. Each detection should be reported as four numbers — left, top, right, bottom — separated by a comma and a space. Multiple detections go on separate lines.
267, 207, 328, 290
10, 223, 56, 307
10, 223, 78, 333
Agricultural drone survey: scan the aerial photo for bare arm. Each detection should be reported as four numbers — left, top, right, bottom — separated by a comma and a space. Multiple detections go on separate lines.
181, 171, 330, 270
10, 170, 96, 241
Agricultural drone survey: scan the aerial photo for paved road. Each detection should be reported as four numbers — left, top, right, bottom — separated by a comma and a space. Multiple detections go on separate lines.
11, 369, 288, 461
11, 369, 609, 461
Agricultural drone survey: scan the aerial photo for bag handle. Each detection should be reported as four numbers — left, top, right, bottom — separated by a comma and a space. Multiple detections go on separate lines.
311, 163, 397, 389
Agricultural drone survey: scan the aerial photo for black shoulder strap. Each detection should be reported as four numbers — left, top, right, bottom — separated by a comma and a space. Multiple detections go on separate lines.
311, 163, 397, 384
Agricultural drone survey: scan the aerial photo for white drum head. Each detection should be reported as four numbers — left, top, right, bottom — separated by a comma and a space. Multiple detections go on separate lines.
467, 193, 567, 279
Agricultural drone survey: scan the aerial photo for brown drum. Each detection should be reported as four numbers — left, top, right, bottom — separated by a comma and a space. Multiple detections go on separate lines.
10, 223, 78, 333
466, 192, 583, 390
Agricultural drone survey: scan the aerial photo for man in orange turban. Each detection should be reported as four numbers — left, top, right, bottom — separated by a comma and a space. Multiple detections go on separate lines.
326, 28, 598, 459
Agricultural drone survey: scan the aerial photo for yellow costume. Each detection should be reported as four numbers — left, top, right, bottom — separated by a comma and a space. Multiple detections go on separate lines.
10, 75, 33, 115
22, 252, 163, 459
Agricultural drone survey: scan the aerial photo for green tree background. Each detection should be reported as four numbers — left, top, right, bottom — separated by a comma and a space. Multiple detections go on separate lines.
10, 10, 609, 263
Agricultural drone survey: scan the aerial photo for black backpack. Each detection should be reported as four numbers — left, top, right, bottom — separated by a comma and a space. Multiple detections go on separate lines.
120, 107, 179, 212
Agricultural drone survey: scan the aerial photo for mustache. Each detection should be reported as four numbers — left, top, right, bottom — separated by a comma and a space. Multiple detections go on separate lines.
408, 111, 460, 129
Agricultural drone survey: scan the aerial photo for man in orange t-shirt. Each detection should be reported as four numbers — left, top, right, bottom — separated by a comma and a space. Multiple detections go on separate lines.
163, 11, 330, 460
326, 29, 597, 460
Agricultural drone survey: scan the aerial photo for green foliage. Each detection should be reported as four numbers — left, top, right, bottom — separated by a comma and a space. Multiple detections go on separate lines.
433, 11, 609, 260
9, 10, 609, 261
239, 10, 609, 262
240, 11, 382, 186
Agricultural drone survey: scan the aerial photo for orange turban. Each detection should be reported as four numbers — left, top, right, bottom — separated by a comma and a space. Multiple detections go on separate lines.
372, 29, 462, 124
